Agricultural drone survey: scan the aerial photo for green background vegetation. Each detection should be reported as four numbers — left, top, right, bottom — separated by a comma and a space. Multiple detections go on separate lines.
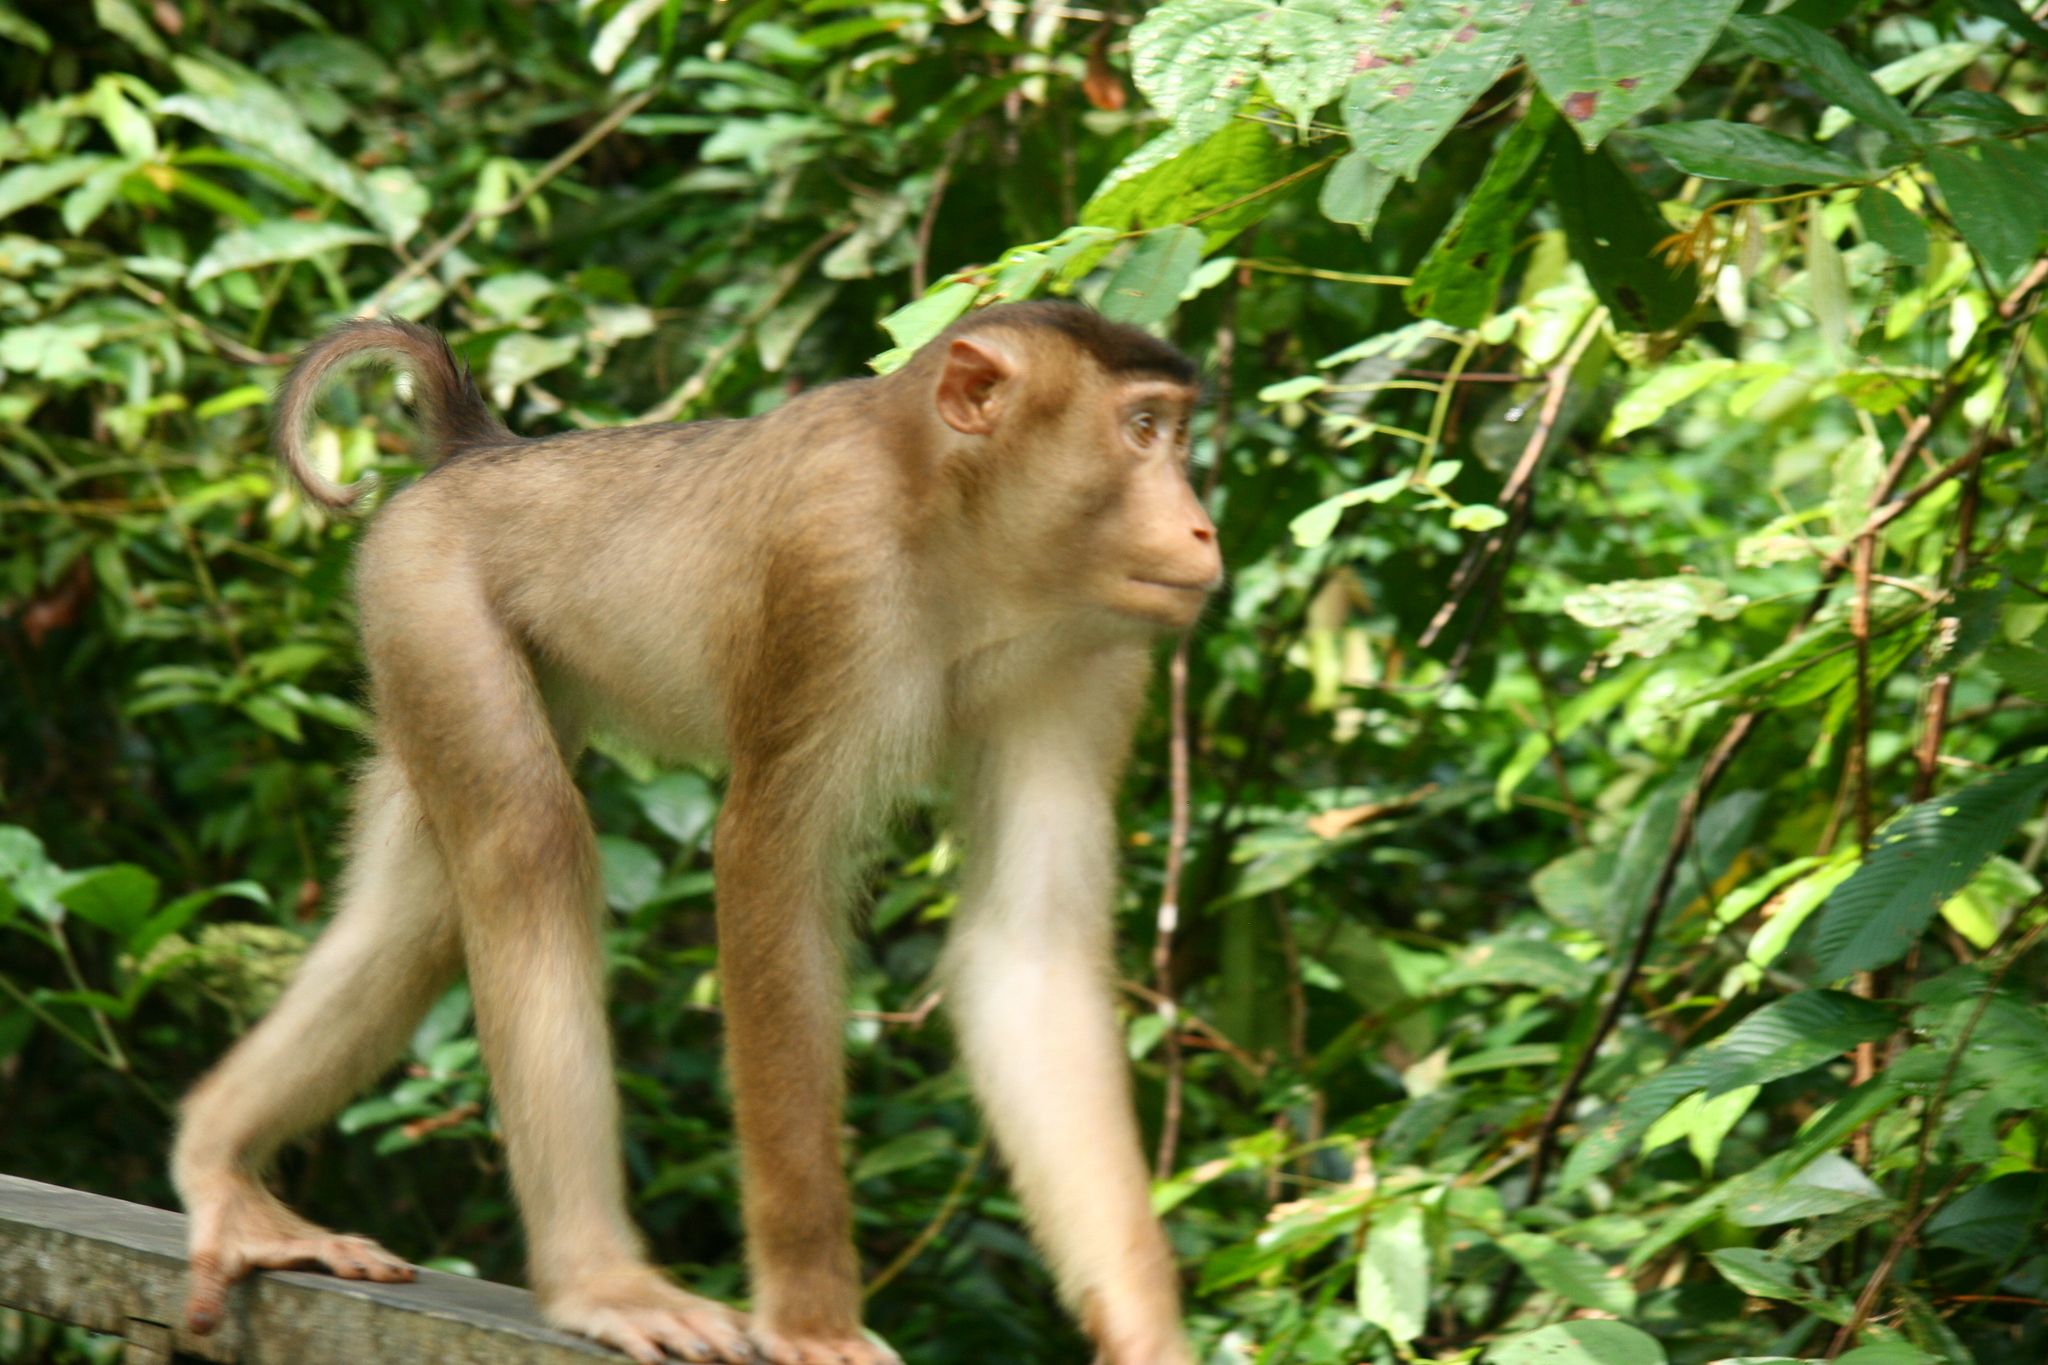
3, 1, 2048, 1363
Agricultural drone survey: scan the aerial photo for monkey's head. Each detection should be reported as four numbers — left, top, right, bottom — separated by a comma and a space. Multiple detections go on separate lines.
920, 302, 1223, 630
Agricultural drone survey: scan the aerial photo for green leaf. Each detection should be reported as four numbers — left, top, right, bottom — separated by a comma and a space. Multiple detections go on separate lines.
1779, 1074, 1904, 1176
131, 880, 268, 961
1811, 761, 2048, 980
0, 156, 119, 221
633, 771, 719, 848
1356, 1199, 1430, 1346
1634, 121, 1864, 185
1705, 1247, 1805, 1301
1486, 1320, 1667, 1365
1561, 575, 1748, 661
0, 3, 53, 52
160, 73, 394, 235
194, 384, 270, 420
1695, 989, 1897, 1095
1343, 0, 1529, 180
1495, 1233, 1636, 1317
1100, 226, 1206, 326
878, 280, 978, 353
1858, 186, 1928, 267
1405, 99, 1557, 328
1726, 1151, 1886, 1225
1930, 145, 2048, 285
1957, 0, 2048, 52
598, 835, 664, 912
187, 219, 384, 288
852, 1126, 957, 1182
1523, 0, 1744, 148
1729, 15, 1921, 146
1318, 151, 1395, 232
1127, 0, 1362, 138
238, 693, 303, 742
1835, 1345, 1939, 1365
1085, 115, 1301, 252
1922, 1171, 2046, 1257
1435, 936, 1597, 996
56, 865, 160, 939
1547, 130, 1697, 331
1562, 990, 1893, 1190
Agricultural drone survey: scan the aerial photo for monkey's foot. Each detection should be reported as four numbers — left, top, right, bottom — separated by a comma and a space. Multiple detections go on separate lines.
750, 1323, 903, 1365
184, 1187, 413, 1334
542, 1265, 754, 1365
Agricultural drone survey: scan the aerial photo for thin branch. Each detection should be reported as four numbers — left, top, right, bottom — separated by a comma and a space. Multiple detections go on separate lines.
910, 132, 966, 297
1418, 307, 1605, 651
357, 85, 660, 320
633, 228, 848, 425
1153, 633, 1192, 1180
1487, 712, 1757, 1324
863, 1129, 989, 1298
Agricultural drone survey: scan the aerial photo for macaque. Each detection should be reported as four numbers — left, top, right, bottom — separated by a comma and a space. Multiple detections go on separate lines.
170, 301, 1222, 1365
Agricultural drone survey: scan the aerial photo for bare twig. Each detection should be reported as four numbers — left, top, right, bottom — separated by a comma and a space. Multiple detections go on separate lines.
357, 85, 660, 320
1152, 634, 1192, 1180
1486, 712, 1758, 1324
633, 228, 847, 425
863, 1129, 989, 1298
119, 275, 292, 365
1998, 256, 2048, 318
850, 988, 945, 1026
910, 132, 966, 297
1418, 307, 1605, 651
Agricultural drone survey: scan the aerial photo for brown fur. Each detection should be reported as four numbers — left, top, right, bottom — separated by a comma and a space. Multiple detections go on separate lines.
173, 301, 1221, 1365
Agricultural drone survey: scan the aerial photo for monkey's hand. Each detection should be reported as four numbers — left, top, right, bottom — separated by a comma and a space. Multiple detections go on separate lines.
184, 1181, 414, 1334
541, 1264, 755, 1365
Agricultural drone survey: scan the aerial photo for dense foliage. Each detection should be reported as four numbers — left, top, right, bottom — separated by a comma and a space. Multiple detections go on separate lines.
4, 0, 2048, 1363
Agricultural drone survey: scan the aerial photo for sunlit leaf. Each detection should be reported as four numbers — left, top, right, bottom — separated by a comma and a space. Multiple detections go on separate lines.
1100, 225, 1207, 327
1128, 0, 1362, 138
1811, 761, 2048, 980
1729, 15, 1921, 146
1523, 0, 1742, 148
1486, 1320, 1667, 1365
1356, 1199, 1430, 1346
1634, 121, 1863, 185
1495, 1233, 1635, 1316
187, 219, 384, 288
1343, 0, 1529, 181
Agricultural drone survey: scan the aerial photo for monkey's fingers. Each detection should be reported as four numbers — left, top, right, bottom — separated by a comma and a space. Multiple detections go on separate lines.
183, 1254, 238, 1335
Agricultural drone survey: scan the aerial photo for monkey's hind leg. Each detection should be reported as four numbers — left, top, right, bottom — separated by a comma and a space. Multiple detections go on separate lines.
172, 756, 460, 1333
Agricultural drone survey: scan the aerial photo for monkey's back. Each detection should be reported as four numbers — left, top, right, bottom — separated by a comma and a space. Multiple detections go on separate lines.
354, 385, 935, 769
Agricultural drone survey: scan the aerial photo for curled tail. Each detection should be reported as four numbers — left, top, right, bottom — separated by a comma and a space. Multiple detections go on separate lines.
274, 317, 511, 509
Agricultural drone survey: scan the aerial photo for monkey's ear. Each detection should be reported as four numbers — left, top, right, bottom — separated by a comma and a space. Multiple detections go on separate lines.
934, 337, 1012, 436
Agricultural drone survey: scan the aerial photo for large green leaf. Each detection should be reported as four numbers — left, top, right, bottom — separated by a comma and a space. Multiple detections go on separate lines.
1084, 114, 1302, 251
1930, 144, 2048, 285
1434, 936, 1596, 996
1634, 121, 1864, 185
1099, 225, 1207, 326
1128, 0, 1363, 139
1356, 1199, 1431, 1346
1547, 128, 1697, 331
1985, 641, 2048, 702
1694, 989, 1897, 1095
1494, 1233, 1635, 1316
1922, 1172, 2046, 1257
1405, 98, 1557, 327
1729, 15, 1921, 146
1487, 1320, 1667, 1365
1561, 990, 1893, 1189
1342, 0, 1530, 180
1811, 761, 2048, 980
55, 864, 160, 940
0, 156, 118, 222
187, 219, 386, 287
1523, 0, 1743, 148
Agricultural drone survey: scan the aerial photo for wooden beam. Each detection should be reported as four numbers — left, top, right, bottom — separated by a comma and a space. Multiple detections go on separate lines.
0, 1174, 616, 1364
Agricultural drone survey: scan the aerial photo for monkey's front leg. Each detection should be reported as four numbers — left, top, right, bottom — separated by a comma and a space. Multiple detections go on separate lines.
945, 719, 1194, 1365
716, 789, 897, 1365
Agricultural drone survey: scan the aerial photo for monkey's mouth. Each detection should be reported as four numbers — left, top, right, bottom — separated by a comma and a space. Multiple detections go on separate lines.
1128, 576, 1212, 594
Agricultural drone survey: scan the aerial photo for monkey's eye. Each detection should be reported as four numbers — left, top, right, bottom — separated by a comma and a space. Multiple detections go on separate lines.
1129, 412, 1158, 444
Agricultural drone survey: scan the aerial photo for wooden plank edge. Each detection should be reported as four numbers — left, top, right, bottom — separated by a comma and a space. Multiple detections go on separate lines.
0, 1175, 617, 1365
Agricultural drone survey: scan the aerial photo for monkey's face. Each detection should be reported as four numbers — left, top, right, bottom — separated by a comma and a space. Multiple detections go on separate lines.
1082, 382, 1221, 628
933, 333, 1221, 630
